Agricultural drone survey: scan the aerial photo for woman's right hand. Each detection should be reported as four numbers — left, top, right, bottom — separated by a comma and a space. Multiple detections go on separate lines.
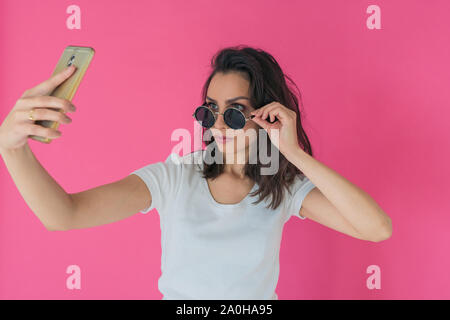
0, 65, 78, 153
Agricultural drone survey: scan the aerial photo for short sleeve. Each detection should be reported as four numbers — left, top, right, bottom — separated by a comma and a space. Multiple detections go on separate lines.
284, 175, 316, 221
128, 153, 183, 214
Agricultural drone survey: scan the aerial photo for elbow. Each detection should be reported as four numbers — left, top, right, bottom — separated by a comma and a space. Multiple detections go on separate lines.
45, 225, 60, 232
371, 217, 393, 242
46, 226, 69, 232
45, 222, 70, 232
43, 212, 73, 232
43, 221, 57, 232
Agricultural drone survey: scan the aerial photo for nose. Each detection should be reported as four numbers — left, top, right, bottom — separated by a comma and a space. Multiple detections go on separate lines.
212, 112, 228, 130
210, 111, 235, 139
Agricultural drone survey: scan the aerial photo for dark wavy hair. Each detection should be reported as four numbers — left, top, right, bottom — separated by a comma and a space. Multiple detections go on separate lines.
198, 45, 313, 210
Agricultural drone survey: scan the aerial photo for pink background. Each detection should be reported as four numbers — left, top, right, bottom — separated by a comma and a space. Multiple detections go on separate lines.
1, 0, 449, 299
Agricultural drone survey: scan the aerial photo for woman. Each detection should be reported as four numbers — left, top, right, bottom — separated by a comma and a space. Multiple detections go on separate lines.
0, 45, 392, 300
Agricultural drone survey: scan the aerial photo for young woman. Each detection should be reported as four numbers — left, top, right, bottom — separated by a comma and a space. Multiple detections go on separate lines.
0, 45, 392, 300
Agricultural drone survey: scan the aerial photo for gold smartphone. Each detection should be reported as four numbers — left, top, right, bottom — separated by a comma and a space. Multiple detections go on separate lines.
30, 45, 95, 143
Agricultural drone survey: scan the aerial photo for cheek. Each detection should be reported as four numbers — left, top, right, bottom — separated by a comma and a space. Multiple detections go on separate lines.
237, 127, 259, 146
245, 122, 260, 136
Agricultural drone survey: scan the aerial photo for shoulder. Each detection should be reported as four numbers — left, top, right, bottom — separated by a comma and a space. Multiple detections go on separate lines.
283, 173, 315, 204
286, 174, 310, 192
165, 149, 205, 170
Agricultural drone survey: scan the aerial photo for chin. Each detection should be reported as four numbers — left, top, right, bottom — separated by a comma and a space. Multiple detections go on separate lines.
214, 140, 242, 153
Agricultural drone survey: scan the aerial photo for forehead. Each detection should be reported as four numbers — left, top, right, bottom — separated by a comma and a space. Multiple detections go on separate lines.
207, 72, 250, 99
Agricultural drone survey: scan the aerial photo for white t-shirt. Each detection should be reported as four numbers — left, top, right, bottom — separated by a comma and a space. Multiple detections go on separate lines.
129, 149, 316, 300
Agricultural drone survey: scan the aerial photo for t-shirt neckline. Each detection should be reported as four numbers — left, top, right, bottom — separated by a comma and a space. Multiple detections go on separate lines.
202, 176, 257, 209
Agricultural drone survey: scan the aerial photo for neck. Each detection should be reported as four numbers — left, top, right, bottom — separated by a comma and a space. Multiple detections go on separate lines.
222, 147, 249, 179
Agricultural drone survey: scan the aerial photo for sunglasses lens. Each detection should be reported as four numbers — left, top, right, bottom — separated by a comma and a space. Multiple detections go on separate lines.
224, 109, 245, 129
195, 106, 215, 128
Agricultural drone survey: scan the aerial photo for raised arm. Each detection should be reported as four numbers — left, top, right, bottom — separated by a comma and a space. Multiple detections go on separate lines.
0, 65, 152, 232
66, 174, 151, 230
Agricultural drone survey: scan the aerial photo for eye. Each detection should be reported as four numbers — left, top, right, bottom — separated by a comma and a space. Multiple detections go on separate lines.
205, 102, 246, 111
231, 103, 245, 111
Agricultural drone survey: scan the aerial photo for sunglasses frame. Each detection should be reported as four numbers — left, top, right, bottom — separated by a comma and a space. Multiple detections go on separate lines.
192, 104, 255, 130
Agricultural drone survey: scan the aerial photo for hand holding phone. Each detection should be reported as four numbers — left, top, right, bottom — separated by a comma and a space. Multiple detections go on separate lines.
0, 67, 75, 154
28, 45, 94, 143
0, 46, 94, 153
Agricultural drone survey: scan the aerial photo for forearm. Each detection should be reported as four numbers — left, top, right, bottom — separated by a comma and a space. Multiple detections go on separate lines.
285, 147, 392, 239
1, 143, 74, 230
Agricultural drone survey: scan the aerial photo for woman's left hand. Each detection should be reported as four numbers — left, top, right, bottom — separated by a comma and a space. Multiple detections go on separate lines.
250, 102, 300, 157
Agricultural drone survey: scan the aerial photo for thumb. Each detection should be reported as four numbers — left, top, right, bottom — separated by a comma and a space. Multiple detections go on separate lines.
31, 65, 77, 96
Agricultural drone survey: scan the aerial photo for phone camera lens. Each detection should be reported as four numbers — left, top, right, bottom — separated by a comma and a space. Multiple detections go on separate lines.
67, 55, 76, 67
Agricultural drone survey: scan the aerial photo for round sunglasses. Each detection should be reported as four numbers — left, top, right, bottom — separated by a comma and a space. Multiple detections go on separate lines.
193, 105, 278, 131
192, 104, 256, 130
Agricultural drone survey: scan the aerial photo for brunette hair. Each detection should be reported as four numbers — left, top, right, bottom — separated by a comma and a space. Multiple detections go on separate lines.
198, 45, 313, 210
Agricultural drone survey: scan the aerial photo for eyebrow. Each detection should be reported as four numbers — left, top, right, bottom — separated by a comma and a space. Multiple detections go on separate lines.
206, 96, 250, 104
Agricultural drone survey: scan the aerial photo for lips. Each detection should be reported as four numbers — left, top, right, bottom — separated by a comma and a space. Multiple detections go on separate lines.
216, 135, 234, 142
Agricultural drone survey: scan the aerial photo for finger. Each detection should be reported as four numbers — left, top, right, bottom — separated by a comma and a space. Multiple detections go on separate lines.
261, 104, 280, 121
28, 65, 77, 96
23, 123, 62, 139
251, 114, 270, 131
20, 108, 72, 124
17, 96, 76, 113
250, 102, 276, 116
253, 112, 281, 129
267, 106, 289, 122
269, 108, 295, 130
